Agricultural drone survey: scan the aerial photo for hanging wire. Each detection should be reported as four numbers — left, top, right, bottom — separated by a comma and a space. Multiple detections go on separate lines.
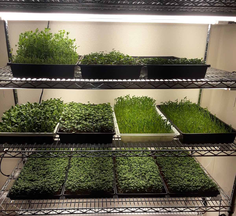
39, 89, 44, 104
0, 153, 10, 177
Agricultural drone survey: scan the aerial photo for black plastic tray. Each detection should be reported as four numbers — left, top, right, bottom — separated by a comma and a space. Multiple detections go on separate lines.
57, 124, 115, 144
0, 132, 55, 144
58, 132, 114, 144
8, 63, 75, 78
64, 190, 114, 198
155, 160, 220, 197
63, 157, 116, 198
114, 158, 167, 197
157, 105, 236, 144
79, 65, 142, 79
8, 193, 62, 200
147, 64, 210, 79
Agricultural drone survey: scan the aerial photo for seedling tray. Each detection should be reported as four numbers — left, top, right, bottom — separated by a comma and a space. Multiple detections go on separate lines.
114, 106, 179, 143
57, 125, 115, 144
63, 156, 116, 198
157, 105, 236, 144
8, 63, 75, 78
0, 132, 55, 144
79, 65, 142, 79
58, 110, 116, 144
114, 158, 167, 197
8, 192, 62, 200
0, 124, 59, 144
147, 64, 210, 79
155, 159, 220, 197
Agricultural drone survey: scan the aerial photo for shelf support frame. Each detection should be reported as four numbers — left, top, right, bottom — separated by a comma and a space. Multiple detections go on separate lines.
198, 24, 212, 106
228, 175, 236, 216
3, 20, 18, 105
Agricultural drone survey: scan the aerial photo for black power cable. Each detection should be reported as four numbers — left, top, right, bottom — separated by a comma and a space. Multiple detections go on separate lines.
0, 153, 10, 177
39, 89, 44, 104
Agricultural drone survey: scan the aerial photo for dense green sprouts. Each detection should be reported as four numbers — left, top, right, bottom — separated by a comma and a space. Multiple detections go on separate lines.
12, 28, 78, 64
9, 155, 69, 198
114, 95, 172, 133
116, 156, 164, 193
160, 98, 232, 133
60, 102, 114, 133
156, 155, 219, 194
81, 50, 141, 65
143, 58, 204, 65
66, 156, 114, 194
0, 99, 64, 132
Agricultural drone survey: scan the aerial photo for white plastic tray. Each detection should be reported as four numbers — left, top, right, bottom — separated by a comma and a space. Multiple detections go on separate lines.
114, 106, 179, 143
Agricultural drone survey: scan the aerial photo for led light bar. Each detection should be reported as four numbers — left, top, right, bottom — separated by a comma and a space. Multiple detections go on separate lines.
1, 12, 236, 24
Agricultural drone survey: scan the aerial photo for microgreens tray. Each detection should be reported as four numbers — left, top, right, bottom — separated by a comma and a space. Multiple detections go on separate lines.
8, 155, 69, 199
158, 105, 236, 144
0, 123, 59, 144
114, 106, 179, 143
57, 104, 116, 144
114, 157, 167, 197
9, 63, 76, 79
155, 155, 220, 197
147, 64, 210, 79
64, 156, 115, 198
79, 64, 142, 79
57, 125, 115, 144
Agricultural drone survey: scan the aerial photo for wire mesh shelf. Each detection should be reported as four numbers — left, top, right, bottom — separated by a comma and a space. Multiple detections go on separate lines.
0, 0, 236, 15
1, 66, 236, 89
0, 159, 231, 215
1, 140, 236, 158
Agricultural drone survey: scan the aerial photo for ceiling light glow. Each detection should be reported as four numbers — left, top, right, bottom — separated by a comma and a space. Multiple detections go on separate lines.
1, 12, 236, 24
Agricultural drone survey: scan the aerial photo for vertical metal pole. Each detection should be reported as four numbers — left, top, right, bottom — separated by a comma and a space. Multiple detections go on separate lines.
47, 21, 50, 29
198, 24, 212, 106
13, 89, 18, 105
4, 20, 18, 105
228, 175, 236, 216
204, 24, 212, 62
3, 20, 12, 62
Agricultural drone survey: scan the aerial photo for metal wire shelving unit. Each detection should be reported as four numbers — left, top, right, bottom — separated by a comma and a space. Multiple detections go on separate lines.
0, 66, 236, 89
0, 0, 236, 15
0, 157, 232, 215
0, 2, 236, 214
1, 140, 236, 158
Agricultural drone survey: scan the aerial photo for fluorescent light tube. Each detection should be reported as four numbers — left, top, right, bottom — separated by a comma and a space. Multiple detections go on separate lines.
1, 12, 236, 24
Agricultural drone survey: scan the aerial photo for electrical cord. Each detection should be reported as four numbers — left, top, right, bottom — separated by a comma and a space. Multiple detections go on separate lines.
39, 89, 44, 104
0, 153, 10, 177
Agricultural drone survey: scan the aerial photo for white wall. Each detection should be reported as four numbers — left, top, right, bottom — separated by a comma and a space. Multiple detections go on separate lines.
16, 89, 200, 106
199, 24, 236, 216
9, 21, 208, 58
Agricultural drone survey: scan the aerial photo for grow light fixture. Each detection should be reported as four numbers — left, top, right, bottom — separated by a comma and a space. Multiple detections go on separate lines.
1, 12, 236, 24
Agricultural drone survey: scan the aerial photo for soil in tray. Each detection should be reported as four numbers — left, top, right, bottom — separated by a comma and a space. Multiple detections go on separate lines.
8, 154, 69, 199
115, 156, 165, 195
114, 95, 173, 134
155, 155, 219, 197
64, 157, 114, 197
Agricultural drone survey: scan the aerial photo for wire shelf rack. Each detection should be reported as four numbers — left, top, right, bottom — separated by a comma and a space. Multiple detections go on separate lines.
0, 158, 231, 215
0, 0, 236, 15
1, 66, 236, 89
1, 140, 236, 158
